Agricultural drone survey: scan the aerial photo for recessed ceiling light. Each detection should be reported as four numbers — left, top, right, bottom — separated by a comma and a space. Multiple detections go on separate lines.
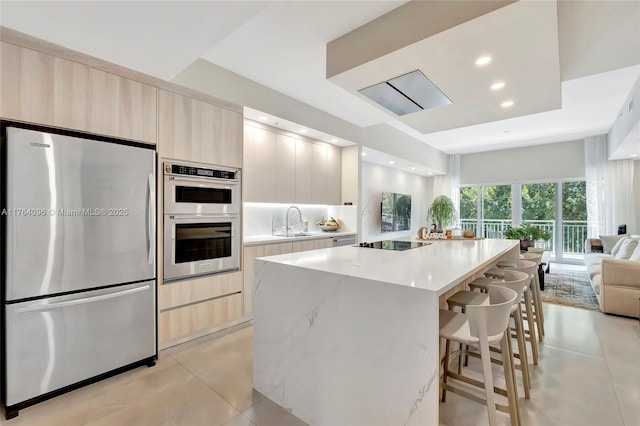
475, 56, 492, 66
361, 152, 366, 156
411, 167, 416, 171
501, 100, 514, 108
631, 154, 638, 158
259, 116, 268, 121
331, 139, 337, 143
491, 81, 505, 90
427, 172, 433, 175
300, 129, 307, 133
389, 161, 395, 165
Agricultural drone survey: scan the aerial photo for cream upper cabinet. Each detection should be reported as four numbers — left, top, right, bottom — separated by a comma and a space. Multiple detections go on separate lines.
294, 138, 313, 204
276, 134, 296, 203
1, 42, 157, 144
327, 144, 342, 205
242, 121, 342, 204
252, 126, 277, 202
157, 89, 242, 167
243, 124, 256, 201
311, 143, 328, 204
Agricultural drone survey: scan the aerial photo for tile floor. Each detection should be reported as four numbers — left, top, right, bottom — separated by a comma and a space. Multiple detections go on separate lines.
2, 264, 638, 426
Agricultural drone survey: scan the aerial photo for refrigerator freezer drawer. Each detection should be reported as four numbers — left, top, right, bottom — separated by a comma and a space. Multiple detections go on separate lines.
5, 281, 156, 406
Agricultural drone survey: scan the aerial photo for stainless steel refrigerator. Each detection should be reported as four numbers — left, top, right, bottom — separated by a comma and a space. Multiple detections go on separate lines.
2, 126, 156, 419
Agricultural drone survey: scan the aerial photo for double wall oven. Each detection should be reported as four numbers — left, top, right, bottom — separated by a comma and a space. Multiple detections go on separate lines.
163, 160, 240, 282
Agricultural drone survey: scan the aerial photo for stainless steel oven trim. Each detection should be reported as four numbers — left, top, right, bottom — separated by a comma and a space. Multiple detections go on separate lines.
163, 214, 240, 283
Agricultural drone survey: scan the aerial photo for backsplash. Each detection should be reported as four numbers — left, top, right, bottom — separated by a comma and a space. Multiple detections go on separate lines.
243, 203, 356, 237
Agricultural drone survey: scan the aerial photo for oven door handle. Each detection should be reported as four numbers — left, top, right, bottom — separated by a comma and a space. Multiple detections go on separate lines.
167, 176, 239, 185
167, 213, 239, 219
148, 173, 156, 265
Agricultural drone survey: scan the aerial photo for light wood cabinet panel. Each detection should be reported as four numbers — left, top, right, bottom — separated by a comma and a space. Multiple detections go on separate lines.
252, 127, 277, 202
295, 139, 313, 204
158, 293, 243, 345
291, 240, 317, 253
243, 241, 292, 316
87, 68, 157, 143
327, 144, 342, 205
314, 238, 333, 249
157, 271, 243, 311
276, 134, 296, 203
158, 89, 242, 166
1, 42, 157, 143
243, 124, 256, 201
311, 143, 328, 204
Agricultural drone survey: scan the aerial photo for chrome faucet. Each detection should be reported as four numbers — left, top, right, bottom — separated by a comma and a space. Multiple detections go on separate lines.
285, 206, 303, 237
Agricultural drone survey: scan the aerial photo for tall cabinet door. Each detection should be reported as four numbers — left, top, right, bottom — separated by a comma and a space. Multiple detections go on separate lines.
252, 127, 277, 202
6, 127, 156, 300
276, 134, 296, 203
327, 145, 342, 205
295, 139, 312, 204
157, 89, 242, 167
311, 143, 328, 204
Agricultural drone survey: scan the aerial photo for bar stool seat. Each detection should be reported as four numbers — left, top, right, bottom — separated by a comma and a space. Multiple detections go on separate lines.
497, 259, 518, 268
447, 290, 489, 310
440, 286, 520, 426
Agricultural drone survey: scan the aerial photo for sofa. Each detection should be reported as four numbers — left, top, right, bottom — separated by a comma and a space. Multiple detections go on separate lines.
584, 235, 640, 318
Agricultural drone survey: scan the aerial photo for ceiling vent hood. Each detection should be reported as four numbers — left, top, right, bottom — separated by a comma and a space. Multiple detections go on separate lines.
359, 70, 451, 116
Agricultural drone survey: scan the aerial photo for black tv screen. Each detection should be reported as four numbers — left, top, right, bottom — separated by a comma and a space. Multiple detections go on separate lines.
381, 192, 411, 232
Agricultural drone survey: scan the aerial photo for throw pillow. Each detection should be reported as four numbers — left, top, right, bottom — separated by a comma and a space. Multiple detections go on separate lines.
599, 234, 628, 254
629, 244, 640, 261
610, 237, 628, 256
614, 238, 639, 259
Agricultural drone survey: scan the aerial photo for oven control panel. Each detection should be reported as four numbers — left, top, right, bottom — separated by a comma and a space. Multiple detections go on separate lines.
164, 163, 237, 180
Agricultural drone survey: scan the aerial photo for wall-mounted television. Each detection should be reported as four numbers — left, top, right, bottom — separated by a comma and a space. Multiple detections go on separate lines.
381, 192, 411, 232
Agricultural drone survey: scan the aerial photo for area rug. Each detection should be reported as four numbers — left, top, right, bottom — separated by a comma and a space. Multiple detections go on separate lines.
541, 270, 600, 311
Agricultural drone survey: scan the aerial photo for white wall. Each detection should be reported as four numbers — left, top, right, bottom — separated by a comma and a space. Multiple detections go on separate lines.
460, 140, 585, 185
361, 162, 433, 242
608, 75, 640, 159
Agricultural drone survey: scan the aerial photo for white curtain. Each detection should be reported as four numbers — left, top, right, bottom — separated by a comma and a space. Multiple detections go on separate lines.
585, 135, 636, 236
432, 154, 460, 223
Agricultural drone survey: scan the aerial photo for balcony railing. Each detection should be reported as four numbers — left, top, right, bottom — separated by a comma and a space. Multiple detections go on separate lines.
459, 219, 588, 254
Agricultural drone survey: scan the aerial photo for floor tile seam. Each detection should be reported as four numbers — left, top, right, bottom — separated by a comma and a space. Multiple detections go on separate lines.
540, 341, 607, 361
600, 339, 630, 426
189, 371, 253, 416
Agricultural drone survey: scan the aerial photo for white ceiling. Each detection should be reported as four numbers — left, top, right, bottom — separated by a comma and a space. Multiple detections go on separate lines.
1, 0, 639, 158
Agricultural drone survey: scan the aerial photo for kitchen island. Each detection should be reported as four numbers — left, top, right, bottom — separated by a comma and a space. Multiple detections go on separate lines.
253, 238, 519, 426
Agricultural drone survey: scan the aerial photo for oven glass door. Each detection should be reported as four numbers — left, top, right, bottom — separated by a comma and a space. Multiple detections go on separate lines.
175, 222, 232, 263
164, 176, 239, 215
164, 215, 240, 282
175, 185, 232, 205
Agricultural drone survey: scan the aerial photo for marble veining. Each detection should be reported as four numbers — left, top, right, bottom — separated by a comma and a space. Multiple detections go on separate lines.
253, 261, 440, 425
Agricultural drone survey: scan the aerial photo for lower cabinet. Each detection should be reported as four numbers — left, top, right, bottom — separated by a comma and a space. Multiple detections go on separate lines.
157, 271, 243, 347
243, 238, 333, 316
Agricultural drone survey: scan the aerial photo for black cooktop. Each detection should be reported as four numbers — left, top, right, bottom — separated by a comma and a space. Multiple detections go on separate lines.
356, 240, 431, 251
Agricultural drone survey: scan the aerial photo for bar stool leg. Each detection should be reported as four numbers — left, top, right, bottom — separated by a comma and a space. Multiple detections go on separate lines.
523, 290, 539, 365
501, 332, 521, 426
532, 275, 545, 338
479, 337, 498, 426
442, 338, 451, 402
513, 305, 531, 398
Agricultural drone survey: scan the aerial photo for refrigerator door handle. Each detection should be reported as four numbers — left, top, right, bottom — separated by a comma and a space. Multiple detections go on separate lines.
16, 285, 151, 313
148, 173, 156, 265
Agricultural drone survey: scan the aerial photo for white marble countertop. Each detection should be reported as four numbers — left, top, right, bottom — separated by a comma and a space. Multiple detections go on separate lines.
243, 231, 356, 246
256, 237, 519, 295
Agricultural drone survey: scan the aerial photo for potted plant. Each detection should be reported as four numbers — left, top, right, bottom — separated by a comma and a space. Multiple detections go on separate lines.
427, 195, 457, 232
503, 224, 551, 250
